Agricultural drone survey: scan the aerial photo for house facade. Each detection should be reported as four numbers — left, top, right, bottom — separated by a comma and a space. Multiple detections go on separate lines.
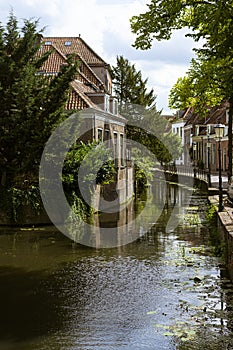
177, 101, 230, 174
40, 36, 134, 205
171, 110, 186, 165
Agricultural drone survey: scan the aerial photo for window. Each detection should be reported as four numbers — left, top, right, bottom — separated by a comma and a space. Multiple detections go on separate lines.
114, 99, 118, 114
65, 41, 72, 46
104, 95, 110, 112
114, 132, 118, 166
110, 98, 118, 115
120, 133, 124, 167
104, 129, 110, 147
97, 128, 103, 142
126, 148, 131, 161
226, 109, 229, 124
36, 70, 45, 75
44, 41, 52, 45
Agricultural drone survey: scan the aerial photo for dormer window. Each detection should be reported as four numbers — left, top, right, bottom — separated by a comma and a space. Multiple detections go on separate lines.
44, 41, 52, 45
65, 41, 72, 46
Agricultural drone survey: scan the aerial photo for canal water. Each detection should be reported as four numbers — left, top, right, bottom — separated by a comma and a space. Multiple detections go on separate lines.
0, 182, 233, 350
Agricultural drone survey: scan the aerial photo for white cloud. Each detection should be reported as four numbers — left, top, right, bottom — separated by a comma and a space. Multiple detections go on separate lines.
0, 0, 196, 113
24, 0, 59, 14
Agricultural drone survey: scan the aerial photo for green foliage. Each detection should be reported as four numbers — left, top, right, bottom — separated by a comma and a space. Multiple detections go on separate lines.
63, 141, 115, 191
130, 0, 232, 51
130, 0, 233, 179
126, 107, 183, 164
169, 76, 195, 110
0, 12, 79, 188
62, 141, 116, 219
169, 56, 227, 113
111, 55, 156, 113
0, 185, 42, 223
206, 204, 225, 257
133, 149, 154, 191
206, 204, 216, 225
130, 0, 233, 109
111, 56, 182, 167
96, 160, 115, 185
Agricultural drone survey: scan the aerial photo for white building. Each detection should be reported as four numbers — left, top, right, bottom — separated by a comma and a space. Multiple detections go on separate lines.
172, 118, 185, 165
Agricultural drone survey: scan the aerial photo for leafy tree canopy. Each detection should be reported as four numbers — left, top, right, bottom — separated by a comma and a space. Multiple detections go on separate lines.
130, 0, 233, 178
130, 0, 233, 52
168, 55, 225, 112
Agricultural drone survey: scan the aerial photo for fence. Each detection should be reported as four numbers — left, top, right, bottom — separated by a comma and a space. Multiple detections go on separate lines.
163, 164, 208, 182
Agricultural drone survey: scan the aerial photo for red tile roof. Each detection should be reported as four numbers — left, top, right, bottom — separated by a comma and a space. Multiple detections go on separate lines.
43, 36, 107, 66
39, 37, 111, 111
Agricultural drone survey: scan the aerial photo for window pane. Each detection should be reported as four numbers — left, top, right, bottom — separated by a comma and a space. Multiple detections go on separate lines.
114, 132, 118, 166
98, 128, 103, 142
120, 134, 124, 166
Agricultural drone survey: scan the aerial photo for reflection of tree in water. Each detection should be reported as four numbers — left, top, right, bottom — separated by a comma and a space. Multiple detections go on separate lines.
0, 260, 96, 348
0, 266, 66, 343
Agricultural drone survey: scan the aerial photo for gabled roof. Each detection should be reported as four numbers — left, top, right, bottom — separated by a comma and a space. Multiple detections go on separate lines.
38, 37, 113, 112
204, 101, 229, 125
71, 80, 103, 110
40, 40, 105, 90
172, 107, 194, 126
182, 101, 229, 138
43, 36, 107, 66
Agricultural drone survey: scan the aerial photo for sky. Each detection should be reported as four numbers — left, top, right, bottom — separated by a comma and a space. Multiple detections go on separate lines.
0, 0, 198, 114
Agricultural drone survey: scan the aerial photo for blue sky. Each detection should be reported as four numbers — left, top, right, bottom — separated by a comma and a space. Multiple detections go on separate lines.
0, 0, 197, 114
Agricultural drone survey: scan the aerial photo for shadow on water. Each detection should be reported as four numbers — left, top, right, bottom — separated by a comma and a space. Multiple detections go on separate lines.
0, 266, 62, 342
0, 227, 97, 349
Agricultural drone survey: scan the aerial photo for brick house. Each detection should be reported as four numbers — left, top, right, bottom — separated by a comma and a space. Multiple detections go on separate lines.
182, 101, 230, 173
39, 36, 134, 206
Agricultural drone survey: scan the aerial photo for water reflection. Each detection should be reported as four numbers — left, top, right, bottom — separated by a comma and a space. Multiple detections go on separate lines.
78, 179, 193, 248
0, 183, 233, 349
0, 266, 65, 343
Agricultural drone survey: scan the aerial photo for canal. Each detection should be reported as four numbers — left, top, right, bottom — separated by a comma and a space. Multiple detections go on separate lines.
0, 182, 233, 350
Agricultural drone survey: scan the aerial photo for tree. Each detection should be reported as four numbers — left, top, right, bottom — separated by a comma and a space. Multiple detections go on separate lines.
130, 0, 232, 51
168, 53, 233, 178
111, 55, 156, 113
0, 12, 79, 188
168, 57, 224, 112
130, 0, 233, 179
168, 76, 196, 111
111, 55, 182, 172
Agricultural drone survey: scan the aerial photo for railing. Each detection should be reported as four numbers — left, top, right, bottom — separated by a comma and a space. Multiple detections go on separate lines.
163, 164, 208, 182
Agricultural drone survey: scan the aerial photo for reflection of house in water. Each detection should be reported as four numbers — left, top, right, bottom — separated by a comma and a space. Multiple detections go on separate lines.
92, 199, 136, 248
40, 36, 134, 207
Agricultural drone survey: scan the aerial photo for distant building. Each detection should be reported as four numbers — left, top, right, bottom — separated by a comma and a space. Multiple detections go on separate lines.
176, 101, 230, 173
171, 111, 186, 165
